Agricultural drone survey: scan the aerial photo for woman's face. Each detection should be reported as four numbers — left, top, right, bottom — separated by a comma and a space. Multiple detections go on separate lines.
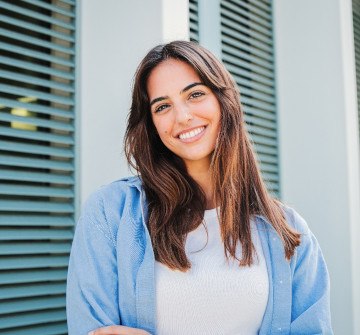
147, 59, 221, 170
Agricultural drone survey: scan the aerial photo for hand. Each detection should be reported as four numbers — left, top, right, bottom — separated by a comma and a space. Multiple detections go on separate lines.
88, 325, 151, 335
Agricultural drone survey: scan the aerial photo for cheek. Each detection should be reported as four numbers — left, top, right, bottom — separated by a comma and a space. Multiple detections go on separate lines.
152, 119, 173, 144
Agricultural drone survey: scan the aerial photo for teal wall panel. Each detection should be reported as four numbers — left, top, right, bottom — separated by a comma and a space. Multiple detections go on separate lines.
0, 0, 76, 333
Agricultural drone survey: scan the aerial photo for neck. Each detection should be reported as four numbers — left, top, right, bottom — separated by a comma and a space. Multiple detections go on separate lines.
186, 160, 216, 210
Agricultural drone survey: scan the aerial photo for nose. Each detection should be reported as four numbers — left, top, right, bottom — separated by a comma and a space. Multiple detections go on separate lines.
174, 102, 193, 124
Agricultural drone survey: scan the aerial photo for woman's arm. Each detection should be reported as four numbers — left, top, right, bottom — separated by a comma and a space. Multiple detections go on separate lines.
66, 190, 121, 334
288, 208, 333, 334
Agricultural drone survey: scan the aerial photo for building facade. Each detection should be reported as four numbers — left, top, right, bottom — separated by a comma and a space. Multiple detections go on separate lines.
0, 0, 360, 333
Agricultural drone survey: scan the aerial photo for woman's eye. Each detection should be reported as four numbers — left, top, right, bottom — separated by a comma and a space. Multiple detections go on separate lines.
155, 104, 170, 113
190, 91, 205, 99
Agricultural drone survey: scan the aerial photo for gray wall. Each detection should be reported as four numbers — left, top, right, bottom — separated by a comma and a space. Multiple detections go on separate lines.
274, 0, 360, 333
79, 0, 189, 203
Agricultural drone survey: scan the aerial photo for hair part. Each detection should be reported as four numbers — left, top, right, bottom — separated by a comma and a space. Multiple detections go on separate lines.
125, 40, 301, 271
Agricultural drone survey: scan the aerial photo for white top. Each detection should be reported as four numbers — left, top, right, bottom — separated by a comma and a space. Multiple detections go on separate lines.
155, 208, 269, 335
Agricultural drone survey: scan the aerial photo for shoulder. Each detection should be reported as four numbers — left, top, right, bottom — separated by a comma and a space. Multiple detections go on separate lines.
255, 204, 314, 257
255, 203, 310, 235
281, 204, 311, 235
78, 176, 144, 243
83, 175, 143, 210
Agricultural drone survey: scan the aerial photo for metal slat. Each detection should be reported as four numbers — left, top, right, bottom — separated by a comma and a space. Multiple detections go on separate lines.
0, 69, 74, 92
0, 215, 74, 227
0, 1, 75, 30
258, 161, 278, 173
0, 255, 70, 270
0, 52, 74, 76
0, 113, 74, 132
244, 113, 276, 130
239, 85, 275, 104
220, 13, 271, 46
0, 98, 74, 118
0, 42, 75, 68
59, 0, 76, 5
0, 296, 65, 315
0, 126, 74, 144
0, 184, 74, 197
243, 105, 276, 121
0, 184, 74, 198
229, 0, 271, 20
0, 309, 66, 329
234, 75, 274, 97
243, 0, 271, 13
252, 143, 277, 156
0, 228, 73, 240
0, 14, 74, 43
229, 67, 274, 95
222, 42, 273, 73
221, 1, 271, 30
0, 140, 74, 158
0, 28, 75, 56
220, 8, 271, 39
248, 133, 277, 147
0, 169, 74, 185
247, 123, 276, 138
256, 152, 277, 164
0, 84, 74, 106
0, 154, 74, 171
222, 51, 273, 80
0, 282, 66, 299
0, 322, 68, 335
0, 242, 72, 255
241, 97, 275, 114
0, 200, 74, 213
261, 171, 279, 182
225, 61, 273, 87
189, 0, 198, 11
221, 21, 273, 55
23, 0, 75, 18
0, 268, 68, 284
221, 31, 273, 63
189, 21, 198, 32
189, 0, 199, 42
354, 5, 360, 141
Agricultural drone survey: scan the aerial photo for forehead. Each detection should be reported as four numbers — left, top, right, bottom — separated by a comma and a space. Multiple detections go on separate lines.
147, 59, 201, 98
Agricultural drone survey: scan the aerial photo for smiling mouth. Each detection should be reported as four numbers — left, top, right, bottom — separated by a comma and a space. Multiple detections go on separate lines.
178, 126, 206, 140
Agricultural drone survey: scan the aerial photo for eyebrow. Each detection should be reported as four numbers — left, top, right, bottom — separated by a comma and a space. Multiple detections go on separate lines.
149, 82, 204, 107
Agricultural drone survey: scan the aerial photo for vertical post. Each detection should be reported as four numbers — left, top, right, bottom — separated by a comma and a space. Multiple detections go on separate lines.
274, 0, 360, 333
198, 0, 222, 59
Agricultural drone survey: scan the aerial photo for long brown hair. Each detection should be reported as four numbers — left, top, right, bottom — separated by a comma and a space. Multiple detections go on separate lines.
125, 40, 300, 271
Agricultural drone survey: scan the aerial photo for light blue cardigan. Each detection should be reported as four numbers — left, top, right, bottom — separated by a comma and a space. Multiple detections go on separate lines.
66, 176, 333, 335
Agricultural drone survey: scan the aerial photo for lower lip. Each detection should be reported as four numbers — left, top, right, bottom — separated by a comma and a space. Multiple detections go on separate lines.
178, 127, 206, 143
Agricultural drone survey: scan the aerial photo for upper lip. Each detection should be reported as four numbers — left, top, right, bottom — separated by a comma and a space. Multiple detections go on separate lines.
175, 125, 206, 138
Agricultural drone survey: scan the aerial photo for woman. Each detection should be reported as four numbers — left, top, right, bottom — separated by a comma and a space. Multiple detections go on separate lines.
66, 41, 333, 335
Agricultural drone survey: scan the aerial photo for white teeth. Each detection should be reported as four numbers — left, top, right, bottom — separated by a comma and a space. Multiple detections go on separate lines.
179, 127, 205, 140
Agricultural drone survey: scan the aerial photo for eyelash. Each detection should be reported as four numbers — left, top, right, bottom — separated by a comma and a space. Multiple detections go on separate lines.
155, 104, 170, 113
190, 91, 205, 99
154, 91, 206, 113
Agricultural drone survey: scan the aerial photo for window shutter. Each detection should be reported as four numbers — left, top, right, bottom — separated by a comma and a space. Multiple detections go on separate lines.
220, 0, 279, 196
189, 0, 199, 42
0, 0, 76, 333
353, 0, 360, 138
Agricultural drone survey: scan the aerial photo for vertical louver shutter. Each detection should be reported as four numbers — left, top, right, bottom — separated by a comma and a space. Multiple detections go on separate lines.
189, 0, 280, 196
353, 0, 360, 139
189, 0, 199, 43
0, 0, 76, 333
220, 0, 279, 196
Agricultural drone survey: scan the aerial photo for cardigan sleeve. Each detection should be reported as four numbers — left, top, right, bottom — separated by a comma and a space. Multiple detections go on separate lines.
287, 207, 333, 335
66, 190, 121, 335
